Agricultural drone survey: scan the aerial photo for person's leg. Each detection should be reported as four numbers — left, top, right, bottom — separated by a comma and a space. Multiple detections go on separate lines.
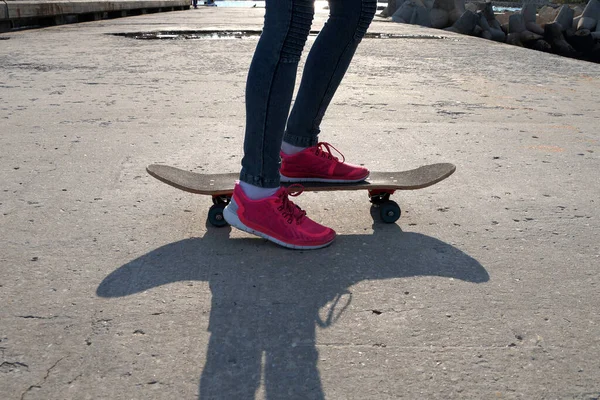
277, 0, 375, 183
239, 0, 315, 190
225, 0, 335, 250
283, 0, 377, 147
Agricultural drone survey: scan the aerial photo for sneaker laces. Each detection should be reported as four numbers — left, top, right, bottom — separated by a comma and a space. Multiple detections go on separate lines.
314, 142, 346, 163
276, 185, 307, 224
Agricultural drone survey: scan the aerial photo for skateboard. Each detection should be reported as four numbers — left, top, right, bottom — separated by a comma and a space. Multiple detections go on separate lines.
146, 163, 456, 227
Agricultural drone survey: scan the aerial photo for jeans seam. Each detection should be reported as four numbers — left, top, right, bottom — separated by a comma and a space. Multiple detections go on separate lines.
311, 0, 374, 134
310, 40, 355, 135
258, 0, 295, 185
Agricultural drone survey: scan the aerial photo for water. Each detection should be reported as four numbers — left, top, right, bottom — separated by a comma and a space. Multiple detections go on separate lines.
114, 30, 446, 40
208, 1, 518, 13
210, 1, 330, 11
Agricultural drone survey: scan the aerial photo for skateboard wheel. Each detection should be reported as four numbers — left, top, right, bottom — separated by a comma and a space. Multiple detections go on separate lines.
208, 204, 228, 228
379, 201, 401, 224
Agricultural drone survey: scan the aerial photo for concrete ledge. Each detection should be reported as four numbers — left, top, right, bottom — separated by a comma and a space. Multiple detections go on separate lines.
5, 0, 188, 19
1, 0, 190, 31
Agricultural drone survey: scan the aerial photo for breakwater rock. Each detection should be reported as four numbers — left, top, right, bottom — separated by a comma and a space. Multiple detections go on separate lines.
380, 0, 600, 63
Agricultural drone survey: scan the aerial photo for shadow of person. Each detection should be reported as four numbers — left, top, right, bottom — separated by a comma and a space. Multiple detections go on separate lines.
97, 211, 488, 399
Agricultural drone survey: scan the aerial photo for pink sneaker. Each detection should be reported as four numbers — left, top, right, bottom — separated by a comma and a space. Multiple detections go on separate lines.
223, 184, 336, 250
280, 142, 370, 183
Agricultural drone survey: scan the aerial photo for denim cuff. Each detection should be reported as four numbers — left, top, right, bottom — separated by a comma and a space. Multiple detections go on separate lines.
283, 131, 319, 148
239, 169, 280, 189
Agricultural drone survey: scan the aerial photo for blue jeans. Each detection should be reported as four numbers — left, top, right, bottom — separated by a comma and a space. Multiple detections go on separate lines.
239, 0, 376, 188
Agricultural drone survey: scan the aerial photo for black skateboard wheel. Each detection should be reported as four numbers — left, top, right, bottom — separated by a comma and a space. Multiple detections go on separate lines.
379, 201, 401, 223
208, 204, 228, 227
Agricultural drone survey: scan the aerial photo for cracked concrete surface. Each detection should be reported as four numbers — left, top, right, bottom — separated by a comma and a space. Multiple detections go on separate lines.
1, 7, 600, 400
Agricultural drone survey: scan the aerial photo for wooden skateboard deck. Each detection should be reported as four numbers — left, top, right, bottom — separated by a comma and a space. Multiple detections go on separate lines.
146, 163, 456, 226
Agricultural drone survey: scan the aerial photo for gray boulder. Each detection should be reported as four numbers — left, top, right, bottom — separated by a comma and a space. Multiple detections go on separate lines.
522, 4, 544, 35
577, 0, 600, 30
554, 5, 574, 31
445, 9, 479, 35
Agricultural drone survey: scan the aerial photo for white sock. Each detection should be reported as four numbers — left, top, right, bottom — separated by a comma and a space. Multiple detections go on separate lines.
281, 141, 307, 155
239, 181, 279, 200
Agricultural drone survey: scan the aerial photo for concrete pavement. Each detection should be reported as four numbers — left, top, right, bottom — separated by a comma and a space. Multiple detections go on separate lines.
1, 7, 599, 399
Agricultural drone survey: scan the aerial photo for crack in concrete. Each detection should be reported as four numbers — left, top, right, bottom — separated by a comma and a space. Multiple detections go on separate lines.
67, 372, 83, 385
17, 315, 59, 320
1, 361, 29, 373
19, 357, 64, 400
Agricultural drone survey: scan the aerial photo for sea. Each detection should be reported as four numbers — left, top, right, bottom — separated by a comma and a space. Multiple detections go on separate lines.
206, 1, 520, 13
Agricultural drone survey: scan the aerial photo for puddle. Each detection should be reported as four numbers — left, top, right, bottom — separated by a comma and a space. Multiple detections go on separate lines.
112, 30, 446, 40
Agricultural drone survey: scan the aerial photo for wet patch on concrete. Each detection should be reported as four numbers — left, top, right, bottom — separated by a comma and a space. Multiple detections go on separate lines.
111, 30, 447, 40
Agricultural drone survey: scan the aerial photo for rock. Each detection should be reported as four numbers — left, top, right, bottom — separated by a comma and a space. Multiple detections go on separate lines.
410, 5, 432, 27
478, 12, 491, 31
445, 9, 479, 35
489, 17, 503, 32
520, 30, 543, 43
573, 5, 585, 18
392, 0, 416, 23
509, 13, 526, 33
506, 32, 523, 46
522, 4, 545, 35
392, 0, 432, 26
465, 3, 478, 13
496, 11, 515, 27
577, 16, 598, 31
430, 8, 449, 28
544, 22, 577, 56
489, 27, 506, 42
509, 10, 543, 45
477, 0, 495, 21
554, 5, 574, 31
522, 3, 536, 23
473, 25, 484, 37
448, 0, 466, 24
380, 0, 404, 18
577, 0, 600, 30
588, 43, 600, 62
566, 28, 596, 53
526, 22, 545, 35
433, 0, 454, 12
478, 1, 503, 34
538, 5, 559, 26
532, 39, 553, 52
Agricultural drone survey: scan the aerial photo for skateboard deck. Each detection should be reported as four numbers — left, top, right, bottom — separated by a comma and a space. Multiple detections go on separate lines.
147, 163, 455, 226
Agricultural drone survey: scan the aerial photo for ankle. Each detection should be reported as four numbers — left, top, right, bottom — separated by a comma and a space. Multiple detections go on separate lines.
239, 181, 279, 200
281, 141, 307, 155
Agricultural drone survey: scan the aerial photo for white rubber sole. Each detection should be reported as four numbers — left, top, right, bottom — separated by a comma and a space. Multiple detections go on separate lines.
223, 204, 334, 250
280, 172, 370, 184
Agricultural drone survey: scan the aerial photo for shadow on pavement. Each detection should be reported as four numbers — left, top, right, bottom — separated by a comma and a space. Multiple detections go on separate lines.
97, 212, 488, 399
